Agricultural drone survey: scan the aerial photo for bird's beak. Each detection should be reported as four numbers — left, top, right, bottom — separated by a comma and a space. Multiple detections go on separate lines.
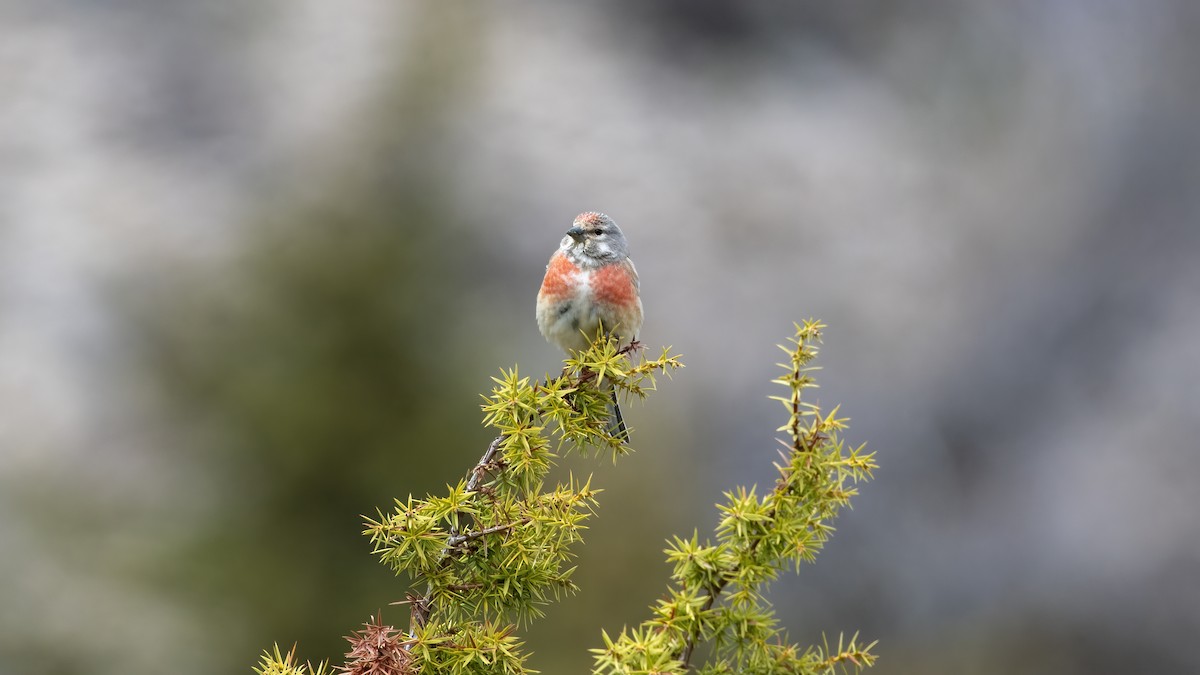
566, 226, 585, 241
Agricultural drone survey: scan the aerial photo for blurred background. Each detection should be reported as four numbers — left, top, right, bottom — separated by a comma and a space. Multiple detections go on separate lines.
3, 1, 1198, 673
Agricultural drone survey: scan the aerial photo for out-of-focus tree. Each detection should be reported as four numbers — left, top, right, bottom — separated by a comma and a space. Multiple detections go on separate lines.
120, 5, 493, 670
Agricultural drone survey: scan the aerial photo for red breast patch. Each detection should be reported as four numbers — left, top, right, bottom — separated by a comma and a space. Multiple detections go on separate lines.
592, 263, 637, 307
540, 252, 578, 300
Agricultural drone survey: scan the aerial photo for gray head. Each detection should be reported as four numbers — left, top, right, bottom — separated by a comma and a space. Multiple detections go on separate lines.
559, 211, 629, 265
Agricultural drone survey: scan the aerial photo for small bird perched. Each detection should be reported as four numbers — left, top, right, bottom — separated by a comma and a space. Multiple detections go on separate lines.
536, 211, 644, 438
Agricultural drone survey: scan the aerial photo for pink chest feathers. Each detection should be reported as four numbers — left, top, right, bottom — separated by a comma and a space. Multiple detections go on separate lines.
539, 253, 578, 301
540, 254, 636, 308
591, 262, 638, 307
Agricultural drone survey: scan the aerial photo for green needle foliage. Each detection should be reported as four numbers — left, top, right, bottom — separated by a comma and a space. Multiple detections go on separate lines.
591, 320, 877, 675
254, 644, 328, 675
254, 320, 877, 675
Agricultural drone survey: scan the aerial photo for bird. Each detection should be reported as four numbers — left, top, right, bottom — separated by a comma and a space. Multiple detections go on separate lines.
536, 211, 644, 439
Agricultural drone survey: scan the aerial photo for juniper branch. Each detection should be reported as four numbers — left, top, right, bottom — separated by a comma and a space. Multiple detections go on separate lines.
262, 333, 681, 675
591, 321, 875, 675
412, 435, 505, 629
407, 337, 673, 632
677, 445, 809, 669
445, 519, 529, 548
677, 331, 828, 669
466, 436, 504, 496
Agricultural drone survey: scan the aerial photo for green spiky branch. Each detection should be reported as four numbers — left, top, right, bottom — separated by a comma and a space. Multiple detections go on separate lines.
590, 320, 878, 675
255, 320, 879, 675
254, 644, 328, 675
370, 339, 681, 634
304, 336, 679, 675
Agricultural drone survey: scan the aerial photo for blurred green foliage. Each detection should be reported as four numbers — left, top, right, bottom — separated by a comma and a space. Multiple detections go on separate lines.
125, 7, 493, 665
129, 186, 488, 668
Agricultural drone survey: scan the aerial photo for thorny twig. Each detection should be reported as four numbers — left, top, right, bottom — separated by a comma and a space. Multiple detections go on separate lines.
677, 357, 824, 671
410, 343, 644, 632
411, 436, 505, 630
445, 519, 528, 548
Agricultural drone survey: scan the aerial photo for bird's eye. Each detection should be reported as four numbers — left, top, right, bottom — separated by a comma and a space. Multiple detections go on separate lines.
590, 228, 603, 236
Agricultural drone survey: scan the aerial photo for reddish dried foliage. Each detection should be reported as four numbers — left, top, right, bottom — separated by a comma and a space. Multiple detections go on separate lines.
338, 616, 413, 675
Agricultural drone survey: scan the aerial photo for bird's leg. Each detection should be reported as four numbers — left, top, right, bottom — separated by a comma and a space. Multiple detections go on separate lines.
609, 387, 629, 442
